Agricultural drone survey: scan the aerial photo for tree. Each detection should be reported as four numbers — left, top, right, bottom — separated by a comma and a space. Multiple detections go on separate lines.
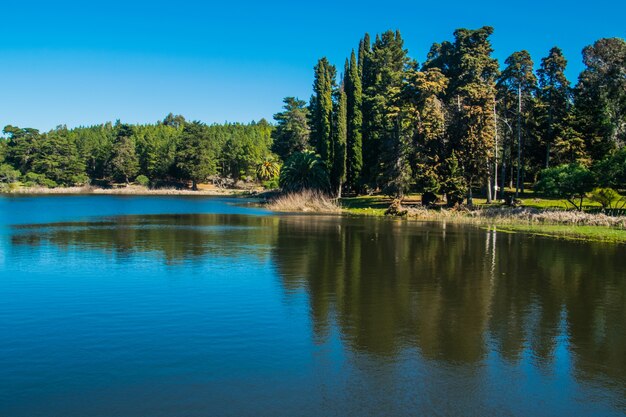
441, 151, 467, 206
310, 58, 336, 167
162, 113, 186, 128
256, 157, 280, 181
331, 86, 348, 197
109, 124, 139, 183
405, 67, 448, 197
535, 47, 584, 167
32, 127, 87, 185
497, 50, 537, 196
534, 164, 596, 210
278, 150, 330, 193
175, 121, 218, 189
345, 50, 363, 193
271, 97, 310, 161
574, 38, 626, 160
446, 27, 499, 204
3, 125, 41, 174
363, 30, 411, 192
593, 147, 626, 190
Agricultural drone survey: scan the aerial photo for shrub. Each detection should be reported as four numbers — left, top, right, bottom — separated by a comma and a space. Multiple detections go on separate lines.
589, 187, 622, 209
534, 164, 595, 211
0, 164, 20, 184
135, 175, 150, 187
23, 172, 58, 188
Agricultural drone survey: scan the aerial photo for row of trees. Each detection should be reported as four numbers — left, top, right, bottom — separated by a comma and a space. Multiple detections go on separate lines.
272, 27, 625, 203
0, 115, 274, 189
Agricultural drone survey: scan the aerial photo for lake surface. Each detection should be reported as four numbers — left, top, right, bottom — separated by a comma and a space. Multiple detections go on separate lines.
0, 195, 624, 416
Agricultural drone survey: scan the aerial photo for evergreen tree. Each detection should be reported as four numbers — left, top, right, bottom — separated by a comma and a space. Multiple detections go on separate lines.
445, 27, 499, 204
310, 58, 336, 168
497, 50, 536, 196
175, 121, 218, 189
345, 50, 363, 193
363, 30, 410, 192
109, 124, 139, 183
271, 97, 310, 161
574, 38, 626, 160
331, 85, 348, 197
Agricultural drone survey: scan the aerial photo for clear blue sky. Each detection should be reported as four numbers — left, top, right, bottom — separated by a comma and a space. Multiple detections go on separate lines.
1, 0, 624, 131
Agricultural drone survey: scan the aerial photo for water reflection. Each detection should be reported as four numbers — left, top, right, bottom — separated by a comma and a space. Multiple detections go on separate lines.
10, 213, 626, 410
11, 214, 278, 264
271, 216, 626, 392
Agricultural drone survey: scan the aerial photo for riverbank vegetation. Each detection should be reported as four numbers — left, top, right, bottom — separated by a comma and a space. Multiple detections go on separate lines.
1, 26, 624, 238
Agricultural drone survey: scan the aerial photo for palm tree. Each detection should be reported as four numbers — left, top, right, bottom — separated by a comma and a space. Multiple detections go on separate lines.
256, 157, 280, 181
278, 151, 330, 193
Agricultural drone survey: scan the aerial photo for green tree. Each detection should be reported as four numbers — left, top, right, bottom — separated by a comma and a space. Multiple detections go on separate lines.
271, 97, 310, 161
534, 163, 596, 210
331, 86, 348, 197
363, 30, 411, 192
175, 121, 218, 189
345, 50, 363, 193
497, 50, 537, 196
278, 150, 330, 193
535, 47, 584, 167
32, 127, 87, 185
310, 58, 336, 167
574, 38, 626, 160
3, 125, 41, 173
109, 124, 139, 183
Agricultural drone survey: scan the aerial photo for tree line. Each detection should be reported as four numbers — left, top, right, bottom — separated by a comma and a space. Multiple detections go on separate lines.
0, 114, 274, 189
272, 27, 625, 205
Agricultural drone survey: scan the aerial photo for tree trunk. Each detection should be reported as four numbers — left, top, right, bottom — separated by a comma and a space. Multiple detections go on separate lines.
192, 180, 198, 191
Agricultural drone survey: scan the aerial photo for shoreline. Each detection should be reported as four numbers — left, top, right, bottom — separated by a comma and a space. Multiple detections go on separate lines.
2, 187, 625, 243
1, 185, 254, 197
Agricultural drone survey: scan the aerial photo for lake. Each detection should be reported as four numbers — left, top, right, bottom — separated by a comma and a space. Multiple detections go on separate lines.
0, 195, 624, 416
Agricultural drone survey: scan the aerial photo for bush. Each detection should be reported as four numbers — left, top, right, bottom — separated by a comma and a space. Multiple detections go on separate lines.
534, 164, 596, 211
135, 175, 150, 187
23, 172, 58, 188
589, 187, 622, 209
262, 178, 280, 190
278, 151, 330, 193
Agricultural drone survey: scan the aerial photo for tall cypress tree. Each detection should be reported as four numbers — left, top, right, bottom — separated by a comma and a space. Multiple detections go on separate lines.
345, 50, 363, 193
310, 58, 336, 168
332, 85, 348, 197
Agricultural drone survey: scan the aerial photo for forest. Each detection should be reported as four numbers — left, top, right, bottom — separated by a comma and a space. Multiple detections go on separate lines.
1, 27, 625, 208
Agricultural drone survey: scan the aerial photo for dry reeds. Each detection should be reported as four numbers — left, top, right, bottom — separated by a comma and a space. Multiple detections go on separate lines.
266, 190, 340, 213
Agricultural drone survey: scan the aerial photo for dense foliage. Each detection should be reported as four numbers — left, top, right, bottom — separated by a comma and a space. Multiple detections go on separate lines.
1, 28, 624, 204
276, 28, 625, 203
0, 115, 274, 189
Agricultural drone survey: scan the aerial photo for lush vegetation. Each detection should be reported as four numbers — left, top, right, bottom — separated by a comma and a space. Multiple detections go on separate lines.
1, 27, 624, 206
275, 28, 625, 207
0, 115, 273, 190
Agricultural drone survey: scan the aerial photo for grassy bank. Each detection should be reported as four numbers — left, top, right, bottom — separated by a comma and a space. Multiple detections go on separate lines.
338, 195, 626, 243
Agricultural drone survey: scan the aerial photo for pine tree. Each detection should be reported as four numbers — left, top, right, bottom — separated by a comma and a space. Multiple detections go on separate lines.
271, 97, 310, 160
446, 27, 499, 204
574, 38, 626, 160
536, 47, 586, 166
109, 124, 139, 184
345, 50, 363, 193
363, 30, 410, 192
497, 50, 536, 196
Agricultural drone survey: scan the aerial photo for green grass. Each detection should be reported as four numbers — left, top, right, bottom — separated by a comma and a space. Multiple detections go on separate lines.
338, 193, 626, 244
491, 224, 626, 243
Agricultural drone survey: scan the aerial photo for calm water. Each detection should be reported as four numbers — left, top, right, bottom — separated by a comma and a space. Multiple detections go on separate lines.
0, 195, 624, 416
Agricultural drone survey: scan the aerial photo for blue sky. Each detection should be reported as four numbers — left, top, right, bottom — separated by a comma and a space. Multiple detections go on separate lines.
1, 0, 624, 131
